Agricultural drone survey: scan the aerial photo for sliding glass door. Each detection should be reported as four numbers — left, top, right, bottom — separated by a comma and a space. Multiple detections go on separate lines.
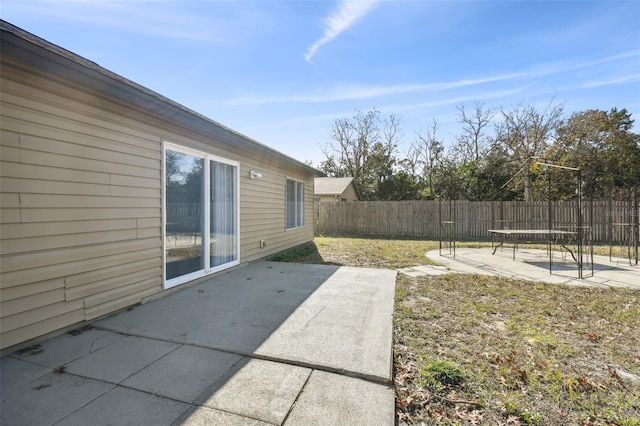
164, 143, 239, 288
210, 160, 237, 267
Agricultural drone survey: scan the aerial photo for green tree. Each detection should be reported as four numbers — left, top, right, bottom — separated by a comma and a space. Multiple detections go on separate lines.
475, 144, 520, 201
377, 171, 421, 200
548, 108, 640, 198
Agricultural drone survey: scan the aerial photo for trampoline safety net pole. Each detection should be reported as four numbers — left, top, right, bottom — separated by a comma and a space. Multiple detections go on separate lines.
577, 169, 583, 279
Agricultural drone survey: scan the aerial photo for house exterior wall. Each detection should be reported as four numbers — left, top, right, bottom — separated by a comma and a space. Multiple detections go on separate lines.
341, 184, 360, 202
316, 184, 359, 203
0, 48, 315, 350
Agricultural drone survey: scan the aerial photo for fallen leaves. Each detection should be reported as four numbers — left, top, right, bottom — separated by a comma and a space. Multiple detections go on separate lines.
394, 272, 640, 425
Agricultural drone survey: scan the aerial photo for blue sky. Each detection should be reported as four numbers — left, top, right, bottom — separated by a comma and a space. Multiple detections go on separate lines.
2, 1, 639, 166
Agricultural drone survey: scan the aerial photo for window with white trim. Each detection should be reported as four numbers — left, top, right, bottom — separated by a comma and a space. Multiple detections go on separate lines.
286, 178, 304, 229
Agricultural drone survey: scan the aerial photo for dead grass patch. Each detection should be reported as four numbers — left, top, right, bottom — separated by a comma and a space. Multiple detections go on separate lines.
272, 236, 439, 269
395, 273, 640, 425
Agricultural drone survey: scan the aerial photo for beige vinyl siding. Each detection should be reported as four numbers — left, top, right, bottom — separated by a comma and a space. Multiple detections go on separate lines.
1, 62, 163, 349
1, 310, 87, 353
1, 54, 316, 349
239, 163, 314, 261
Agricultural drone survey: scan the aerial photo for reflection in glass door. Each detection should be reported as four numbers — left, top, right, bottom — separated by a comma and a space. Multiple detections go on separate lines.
165, 150, 204, 281
164, 144, 239, 288
210, 160, 237, 267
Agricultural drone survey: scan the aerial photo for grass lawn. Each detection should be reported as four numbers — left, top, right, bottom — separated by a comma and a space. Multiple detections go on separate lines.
273, 236, 640, 425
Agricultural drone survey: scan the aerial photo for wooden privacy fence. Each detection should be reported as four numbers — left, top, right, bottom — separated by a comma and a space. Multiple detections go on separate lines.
313, 200, 639, 242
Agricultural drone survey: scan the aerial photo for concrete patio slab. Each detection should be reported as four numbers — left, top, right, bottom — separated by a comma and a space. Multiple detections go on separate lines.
255, 266, 396, 383
0, 357, 51, 394
0, 372, 114, 426
398, 264, 466, 277
284, 370, 395, 426
179, 406, 273, 426
424, 248, 640, 289
54, 386, 190, 426
95, 261, 396, 382
94, 262, 340, 352
122, 345, 243, 403
7, 328, 127, 368
64, 335, 180, 383
198, 358, 311, 424
1, 261, 397, 425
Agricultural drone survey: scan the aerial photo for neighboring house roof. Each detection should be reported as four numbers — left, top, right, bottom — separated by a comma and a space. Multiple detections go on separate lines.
314, 177, 361, 199
0, 20, 324, 178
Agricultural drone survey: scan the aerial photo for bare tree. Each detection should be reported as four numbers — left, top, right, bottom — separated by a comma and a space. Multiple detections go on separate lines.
453, 102, 494, 161
383, 113, 402, 148
369, 113, 402, 184
320, 108, 401, 199
413, 118, 444, 198
400, 143, 422, 182
494, 99, 565, 202
322, 108, 377, 178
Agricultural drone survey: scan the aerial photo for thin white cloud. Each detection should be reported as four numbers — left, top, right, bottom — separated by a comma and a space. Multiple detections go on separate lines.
227, 50, 640, 106
378, 85, 534, 114
304, 0, 378, 63
575, 74, 640, 89
242, 85, 530, 130
575, 50, 640, 68
226, 71, 529, 105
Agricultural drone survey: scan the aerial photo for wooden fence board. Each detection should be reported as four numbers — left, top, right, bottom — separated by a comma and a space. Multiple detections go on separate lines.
314, 199, 639, 242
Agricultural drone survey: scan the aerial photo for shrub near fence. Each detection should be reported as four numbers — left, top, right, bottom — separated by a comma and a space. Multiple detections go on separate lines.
313, 200, 639, 242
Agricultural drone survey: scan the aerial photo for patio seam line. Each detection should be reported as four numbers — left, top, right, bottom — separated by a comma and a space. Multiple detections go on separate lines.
5, 355, 58, 376
192, 404, 281, 426
90, 325, 393, 385
72, 338, 186, 386
49, 381, 117, 426
169, 404, 196, 426
40, 358, 258, 409
49, 385, 196, 426
279, 366, 314, 426
12, 350, 214, 407
6, 329, 131, 369
24, 369, 196, 406
113, 341, 185, 384
36, 369, 204, 425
